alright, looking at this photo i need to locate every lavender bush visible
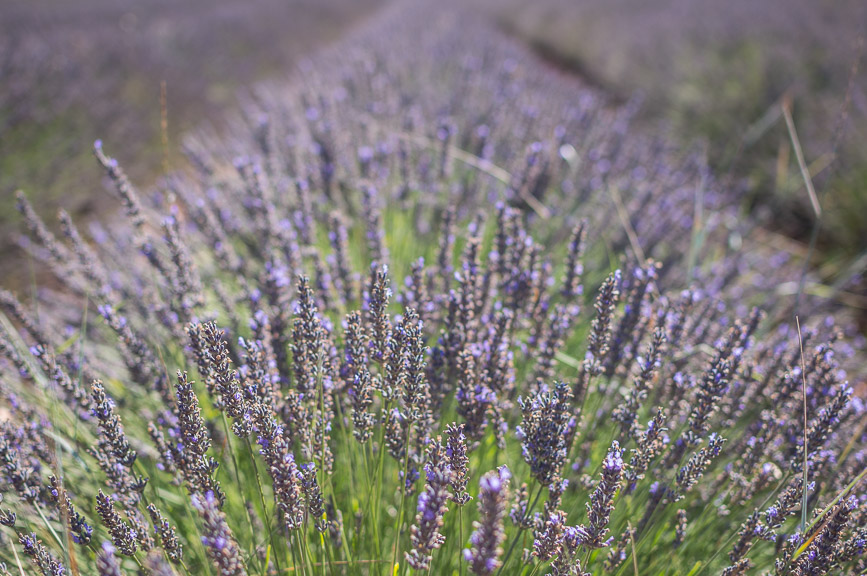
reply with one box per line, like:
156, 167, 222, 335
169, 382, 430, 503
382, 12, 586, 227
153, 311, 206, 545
1, 4, 865, 576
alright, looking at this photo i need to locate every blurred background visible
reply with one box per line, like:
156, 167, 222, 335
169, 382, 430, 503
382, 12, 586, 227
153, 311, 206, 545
1, 0, 865, 289
475, 0, 867, 270
0, 0, 384, 271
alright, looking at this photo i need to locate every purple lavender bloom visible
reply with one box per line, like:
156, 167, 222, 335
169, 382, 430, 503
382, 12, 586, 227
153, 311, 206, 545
95, 491, 137, 556
194, 321, 252, 437
143, 549, 176, 576
300, 463, 327, 533
551, 525, 591, 576
675, 434, 726, 498
95, 542, 121, 576
361, 184, 388, 266
172, 370, 222, 502
406, 440, 452, 571
252, 405, 305, 531
517, 381, 574, 486
533, 510, 567, 561
147, 504, 183, 564
18, 532, 66, 576
580, 441, 623, 548
584, 270, 622, 377
446, 423, 471, 505
465, 466, 511, 575
366, 264, 392, 366
90, 380, 136, 468
48, 476, 92, 545
0, 508, 15, 527
191, 491, 247, 576
399, 308, 431, 424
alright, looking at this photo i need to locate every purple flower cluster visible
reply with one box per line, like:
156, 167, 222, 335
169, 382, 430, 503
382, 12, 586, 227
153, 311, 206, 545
517, 381, 575, 486
90, 381, 147, 505
18, 532, 65, 576
465, 467, 511, 576
95, 490, 137, 556
95, 542, 122, 576
252, 405, 305, 532
445, 423, 471, 506
48, 476, 92, 545
147, 504, 183, 564
406, 439, 452, 570
164, 370, 223, 502
581, 441, 624, 548
191, 490, 247, 576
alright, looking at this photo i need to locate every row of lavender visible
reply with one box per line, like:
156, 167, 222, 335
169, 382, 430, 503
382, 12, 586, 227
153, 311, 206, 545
1, 3, 864, 576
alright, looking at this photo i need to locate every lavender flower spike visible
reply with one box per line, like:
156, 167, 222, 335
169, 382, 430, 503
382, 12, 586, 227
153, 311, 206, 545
191, 490, 247, 576
95, 490, 137, 556
517, 381, 574, 486
533, 510, 567, 561
147, 504, 183, 564
465, 466, 511, 575
406, 440, 452, 571
580, 441, 623, 549
95, 542, 122, 576
48, 476, 93, 545
551, 526, 591, 576
446, 423, 471, 506
18, 532, 66, 576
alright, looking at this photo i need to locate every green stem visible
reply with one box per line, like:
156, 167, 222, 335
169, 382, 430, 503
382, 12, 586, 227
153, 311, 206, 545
131, 553, 145, 570
306, 533, 317, 576
368, 399, 392, 555
292, 533, 305, 576
391, 422, 414, 576
458, 506, 465, 576
219, 414, 259, 570
289, 536, 297, 576
321, 531, 336, 576
316, 361, 329, 576
33, 503, 65, 553
244, 436, 282, 574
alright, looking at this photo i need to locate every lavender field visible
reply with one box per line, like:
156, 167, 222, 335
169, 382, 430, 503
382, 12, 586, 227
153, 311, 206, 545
0, 2, 865, 576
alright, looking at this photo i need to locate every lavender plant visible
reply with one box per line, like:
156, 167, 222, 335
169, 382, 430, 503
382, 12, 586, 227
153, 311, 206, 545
0, 3, 865, 576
